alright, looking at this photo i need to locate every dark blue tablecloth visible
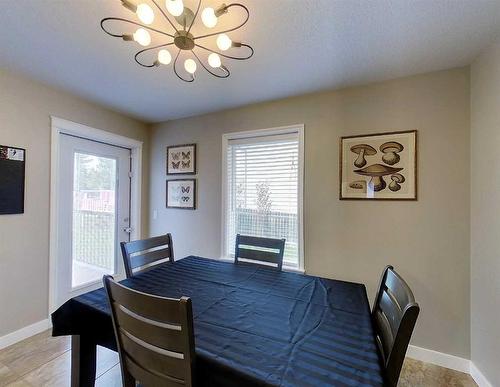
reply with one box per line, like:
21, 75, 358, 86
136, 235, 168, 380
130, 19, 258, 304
52, 256, 383, 386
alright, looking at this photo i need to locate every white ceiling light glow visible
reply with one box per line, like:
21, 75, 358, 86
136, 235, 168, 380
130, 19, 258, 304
102, 0, 254, 82
201, 8, 217, 28
133, 28, 151, 46
157, 49, 172, 65
208, 52, 222, 68
216, 33, 232, 50
136, 4, 155, 24
184, 58, 197, 74
166, 0, 184, 17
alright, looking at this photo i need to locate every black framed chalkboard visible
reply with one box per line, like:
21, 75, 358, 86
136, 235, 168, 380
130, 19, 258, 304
0, 145, 26, 214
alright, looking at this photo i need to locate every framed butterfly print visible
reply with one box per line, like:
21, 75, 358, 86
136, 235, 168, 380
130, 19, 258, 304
167, 143, 196, 175
166, 179, 196, 209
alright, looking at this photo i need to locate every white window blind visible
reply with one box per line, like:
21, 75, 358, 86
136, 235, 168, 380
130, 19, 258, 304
224, 131, 301, 268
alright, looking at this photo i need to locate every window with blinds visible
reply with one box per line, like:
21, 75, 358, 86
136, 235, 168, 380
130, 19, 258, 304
223, 129, 303, 268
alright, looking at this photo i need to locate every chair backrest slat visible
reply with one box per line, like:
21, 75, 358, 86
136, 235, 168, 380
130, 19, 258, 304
125, 357, 186, 387
104, 276, 195, 387
119, 330, 187, 380
237, 235, 285, 249
379, 289, 402, 338
114, 305, 186, 353
121, 234, 174, 277
131, 248, 173, 270
108, 278, 182, 323
125, 356, 186, 387
125, 234, 173, 254
372, 266, 420, 387
236, 248, 282, 265
234, 234, 286, 271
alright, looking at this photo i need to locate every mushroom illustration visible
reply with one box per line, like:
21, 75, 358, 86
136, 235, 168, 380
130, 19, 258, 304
350, 144, 377, 168
354, 164, 403, 192
389, 173, 405, 192
349, 180, 367, 192
380, 141, 404, 165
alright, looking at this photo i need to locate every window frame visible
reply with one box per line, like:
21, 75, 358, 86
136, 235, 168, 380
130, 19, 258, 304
221, 124, 305, 272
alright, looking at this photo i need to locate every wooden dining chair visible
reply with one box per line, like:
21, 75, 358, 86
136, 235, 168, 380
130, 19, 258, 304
103, 275, 196, 387
372, 265, 420, 387
234, 234, 286, 271
120, 233, 174, 278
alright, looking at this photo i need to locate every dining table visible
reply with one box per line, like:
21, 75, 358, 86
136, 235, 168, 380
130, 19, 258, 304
51, 256, 384, 387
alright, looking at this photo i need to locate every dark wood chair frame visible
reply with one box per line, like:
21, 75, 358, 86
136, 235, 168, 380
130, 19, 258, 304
121, 233, 174, 278
372, 265, 420, 387
103, 275, 196, 387
234, 234, 286, 271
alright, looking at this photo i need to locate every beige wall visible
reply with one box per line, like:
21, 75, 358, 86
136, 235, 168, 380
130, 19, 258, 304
0, 69, 150, 337
471, 43, 500, 384
150, 67, 471, 358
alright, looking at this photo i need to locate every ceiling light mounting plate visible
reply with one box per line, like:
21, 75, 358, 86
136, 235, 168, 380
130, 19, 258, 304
174, 30, 195, 50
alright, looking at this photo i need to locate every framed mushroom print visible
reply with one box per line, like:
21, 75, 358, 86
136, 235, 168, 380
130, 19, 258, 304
167, 143, 196, 175
167, 179, 196, 209
340, 130, 417, 200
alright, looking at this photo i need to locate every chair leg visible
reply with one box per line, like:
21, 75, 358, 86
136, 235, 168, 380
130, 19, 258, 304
122, 369, 135, 387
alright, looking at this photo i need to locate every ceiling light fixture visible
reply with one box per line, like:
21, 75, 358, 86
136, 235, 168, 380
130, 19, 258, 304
101, 0, 254, 82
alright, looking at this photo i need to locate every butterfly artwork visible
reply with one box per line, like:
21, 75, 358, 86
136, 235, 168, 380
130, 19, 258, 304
167, 144, 196, 174
166, 179, 196, 209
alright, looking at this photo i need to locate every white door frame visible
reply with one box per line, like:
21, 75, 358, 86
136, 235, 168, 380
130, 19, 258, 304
48, 116, 143, 315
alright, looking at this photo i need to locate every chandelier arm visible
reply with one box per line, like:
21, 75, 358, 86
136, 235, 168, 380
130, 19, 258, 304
135, 42, 175, 67
191, 50, 230, 78
100, 17, 175, 39
194, 43, 254, 60
193, 3, 249, 40
173, 49, 194, 82
186, 0, 202, 35
150, 0, 179, 34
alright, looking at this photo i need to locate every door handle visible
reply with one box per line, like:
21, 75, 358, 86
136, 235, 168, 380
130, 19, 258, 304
123, 227, 133, 233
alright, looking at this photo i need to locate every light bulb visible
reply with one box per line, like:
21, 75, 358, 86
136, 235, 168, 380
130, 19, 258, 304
208, 53, 221, 68
166, 0, 184, 17
216, 34, 232, 51
201, 8, 217, 28
158, 49, 172, 65
136, 3, 154, 24
133, 28, 151, 46
184, 58, 197, 74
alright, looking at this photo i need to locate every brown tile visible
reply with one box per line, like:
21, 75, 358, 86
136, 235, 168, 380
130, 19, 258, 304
399, 358, 477, 387
20, 352, 70, 387
3, 380, 32, 387
0, 331, 70, 377
0, 362, 22, 387
1, 331, 480, 387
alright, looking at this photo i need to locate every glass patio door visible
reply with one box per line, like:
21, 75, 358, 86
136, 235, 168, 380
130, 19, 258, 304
55, 134, 131, 307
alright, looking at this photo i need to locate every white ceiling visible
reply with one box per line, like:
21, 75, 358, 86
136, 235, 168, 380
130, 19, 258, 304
1, 0, 499, 123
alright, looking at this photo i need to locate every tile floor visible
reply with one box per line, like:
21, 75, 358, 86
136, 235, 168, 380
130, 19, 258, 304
0, 330, 477, 387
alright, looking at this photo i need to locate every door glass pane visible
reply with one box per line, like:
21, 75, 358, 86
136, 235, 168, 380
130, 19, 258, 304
72, 153, 117, 288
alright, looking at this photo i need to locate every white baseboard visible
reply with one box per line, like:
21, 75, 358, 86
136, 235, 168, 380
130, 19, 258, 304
407, 345, 493, 387
0, 319, 51, 350
407, 344, 470, 373
470, 362, 493, 387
